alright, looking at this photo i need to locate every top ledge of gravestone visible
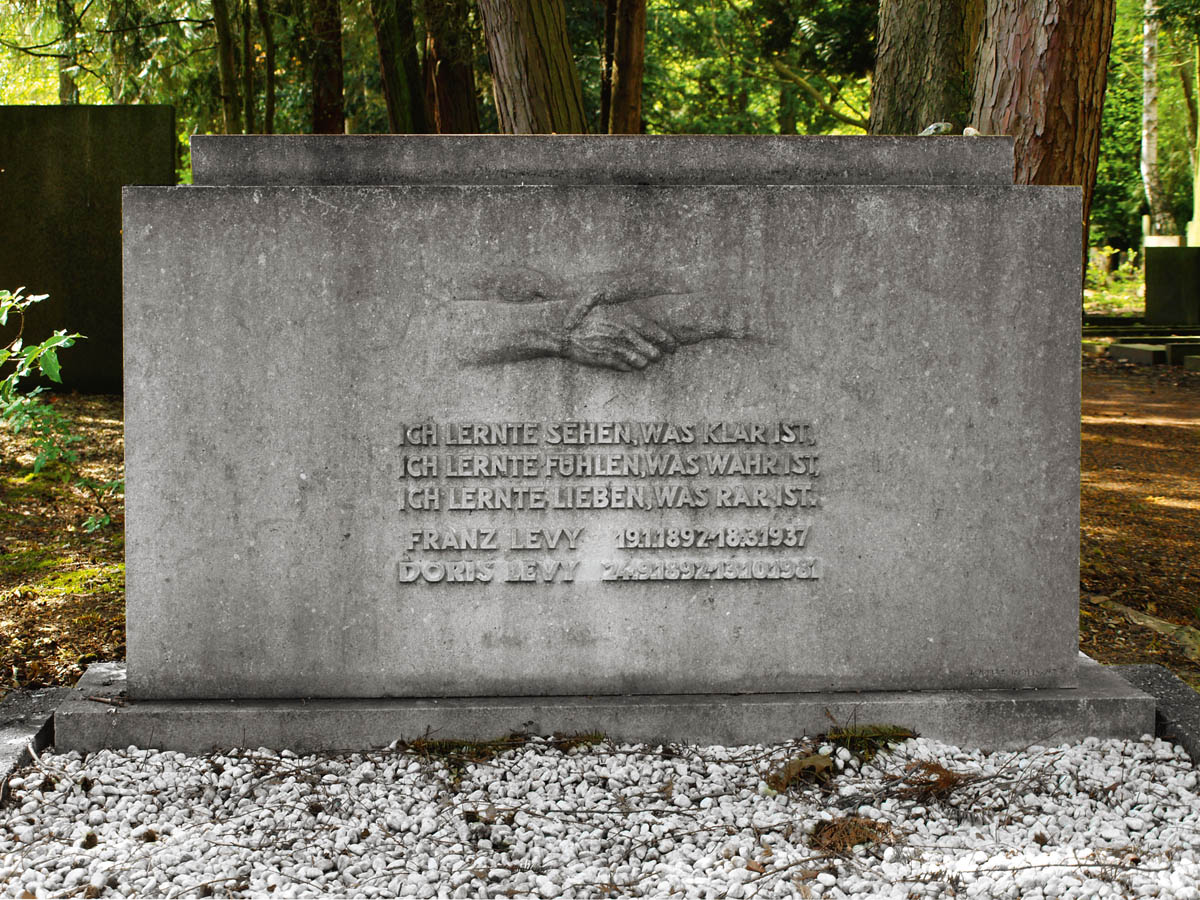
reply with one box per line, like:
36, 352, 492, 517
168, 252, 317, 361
189, 134, 1014, 187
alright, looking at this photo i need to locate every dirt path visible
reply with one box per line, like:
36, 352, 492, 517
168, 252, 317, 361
1080, 363, 1200, 688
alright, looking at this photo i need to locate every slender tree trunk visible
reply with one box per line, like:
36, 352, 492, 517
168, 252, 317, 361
778, 82, 798, 134
212, 0, 242, 133
869, 0, 982, 134
608, 0, 646, 133
311, 0, 345, 133
477, 0, 588, 134
242, 0, 256, 133
970, 0, 1116, 237
1180, 47, 1197, 169
256, 0, 276, 133
1141, 0, 1172, 235
600, 0, 615, 132
1192, 41, 1200, 245
422, 0, 479, 132
56, 0, 80, 104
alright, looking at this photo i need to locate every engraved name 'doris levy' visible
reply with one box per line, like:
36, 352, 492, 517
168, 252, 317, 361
395, 420, 821, 586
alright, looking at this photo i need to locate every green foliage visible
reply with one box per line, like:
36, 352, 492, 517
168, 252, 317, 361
1157, 0, 1200, 31
1084, 247, 1145, 314
1092, 0, 1147, 249
643, 0, 870, 135
1093, 0, 1197, 247
1, 288, 83, 474
1, 288, 121, 531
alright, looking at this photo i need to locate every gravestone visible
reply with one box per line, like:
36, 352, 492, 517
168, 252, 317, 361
1145, 247, 1200, 326
56, 136, 1153, 752
0, 105, 176, 391
1109, 344, 1168, 366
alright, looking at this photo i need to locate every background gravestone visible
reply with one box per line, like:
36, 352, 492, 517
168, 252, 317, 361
0, 105, 176, 392
1145, 247, 1200, 326
55, 136, 1155, 751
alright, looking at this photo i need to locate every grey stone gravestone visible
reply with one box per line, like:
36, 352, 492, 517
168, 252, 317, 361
0, 105, 176, 391
56, 136, 1153, 752
1109, 344, 1168, 366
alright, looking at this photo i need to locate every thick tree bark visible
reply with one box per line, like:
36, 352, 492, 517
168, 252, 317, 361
970, 0, 1116, 235
212, 0, 242, 133
422, 0, 480, 133
608, 0, 645, 133
869, 0, 982, 134
241, 0, 256, 133
477, 0, 588, 134
369, 0, 427, 133
311, 0, 345, 133
256, 0, 276, 133
1142, 0, 1171, 234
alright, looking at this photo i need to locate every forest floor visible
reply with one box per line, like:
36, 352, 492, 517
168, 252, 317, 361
1, 362, 1199, 696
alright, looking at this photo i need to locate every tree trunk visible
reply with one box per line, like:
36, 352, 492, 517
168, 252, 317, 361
477, 0, 588, 134
56, 0, 80, 104
869, 0, 982, 134
600, 0, 615, 132
422, 0, 479, 132
1179, 46, 1197, 168
212, 0, 242, 133
778, 83, 798, 134
256, 0, 276, 133
311, 0, 345, 133
242, 0, 256, 133
1191, 42, 1200, 245
970, 0, 1116, 236
369, 0, 427, 133
607, 0, 645, 133
1142, 0, 1171, 235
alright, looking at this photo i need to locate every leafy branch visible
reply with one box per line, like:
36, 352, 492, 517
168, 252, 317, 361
1, 288, 120, 532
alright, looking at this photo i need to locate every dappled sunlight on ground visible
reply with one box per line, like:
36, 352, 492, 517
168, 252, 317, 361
1080, 369, 1200, 687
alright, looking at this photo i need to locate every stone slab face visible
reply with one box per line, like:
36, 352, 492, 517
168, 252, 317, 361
1145, 247, 1200, 326
57, 660, 1154, 754
190, 134, 1015, 186
0, 105, 175, 392
1187, 356, 1200, 372
1109, 344, 1167, 365
124, 172, 1081, 702
1116, 665, 1200, 762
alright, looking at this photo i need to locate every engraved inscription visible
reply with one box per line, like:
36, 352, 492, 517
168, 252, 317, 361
395, 420, 822, 586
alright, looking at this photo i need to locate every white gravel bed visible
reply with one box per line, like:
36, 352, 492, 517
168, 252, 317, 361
1, 732, 1198, 899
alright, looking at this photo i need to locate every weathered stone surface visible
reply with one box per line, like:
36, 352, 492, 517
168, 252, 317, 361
1145, 247, 1200, 326
56, 659, 1154, 753
1114, 665, 1200, 762
0, 105, 175, 391
1186, 355, 1200, 372
1, 686, 69, 803
123, 179, 1081, 702
1108, 343, 1167, 365
189, 134, 1015, 186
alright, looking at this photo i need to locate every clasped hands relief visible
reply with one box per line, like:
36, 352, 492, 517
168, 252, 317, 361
444, 267, 755, 373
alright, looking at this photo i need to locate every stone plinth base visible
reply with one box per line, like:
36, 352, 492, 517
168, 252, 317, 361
55, 660, 1154, 754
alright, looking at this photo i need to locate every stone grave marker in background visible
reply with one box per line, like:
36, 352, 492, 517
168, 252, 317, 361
56, 136, 1153, 752
0, 106, 176, 392
1146, 247, 1200, 326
